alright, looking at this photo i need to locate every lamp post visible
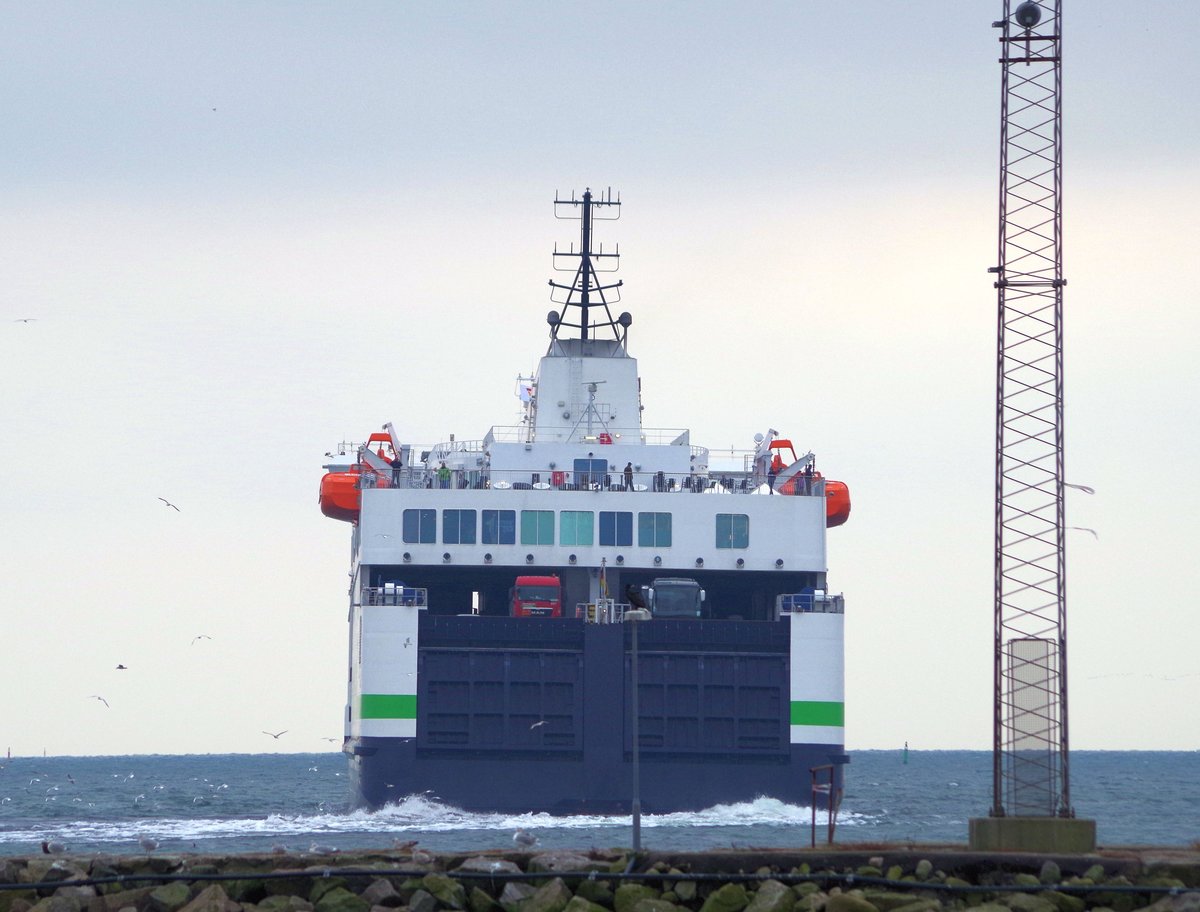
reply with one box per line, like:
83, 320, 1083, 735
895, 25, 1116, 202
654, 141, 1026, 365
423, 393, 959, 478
625, 607, 652, 852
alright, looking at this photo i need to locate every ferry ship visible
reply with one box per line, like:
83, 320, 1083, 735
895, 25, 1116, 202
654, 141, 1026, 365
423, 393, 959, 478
320, 189, 851, 813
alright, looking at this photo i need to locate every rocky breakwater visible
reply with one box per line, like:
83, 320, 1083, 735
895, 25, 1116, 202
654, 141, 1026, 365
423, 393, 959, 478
3, 847, 1200, 912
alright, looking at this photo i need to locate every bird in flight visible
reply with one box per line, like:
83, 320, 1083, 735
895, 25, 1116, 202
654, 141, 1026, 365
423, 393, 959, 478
1065, 482, 1095, 495
1068, 526, 1099, 539
90, 695, 110, 708
13, 318, 37, 323
116, 664, 128, 670
263, 730, 287, 739
191, 635, 212, 645
530, 720, 547, 730
158, 497, 181, 511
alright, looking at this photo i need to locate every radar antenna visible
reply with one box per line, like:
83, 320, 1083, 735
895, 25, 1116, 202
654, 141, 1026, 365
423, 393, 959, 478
547, 188, 631, 345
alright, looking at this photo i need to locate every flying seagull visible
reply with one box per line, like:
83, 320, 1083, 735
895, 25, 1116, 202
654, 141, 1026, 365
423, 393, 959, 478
138, 836, 158, 852
13, 318, 37, 323
530, 720, 547, 730
1064, 483, 1095, 495
157, 497, 181, 511
262, 730, 287, 739
90, 695, 109, 708
116, 664, 127, 670
191, 635, 212, 645
1068, 526, 1099, 539
41, 840, 65, 854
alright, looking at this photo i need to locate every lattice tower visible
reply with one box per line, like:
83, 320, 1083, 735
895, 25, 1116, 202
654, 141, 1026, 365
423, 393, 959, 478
989, 0, 1071, 818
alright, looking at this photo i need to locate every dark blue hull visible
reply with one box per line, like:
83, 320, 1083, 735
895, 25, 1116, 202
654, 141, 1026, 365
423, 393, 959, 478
346, 616, 847, 813
349, 737, 845, 813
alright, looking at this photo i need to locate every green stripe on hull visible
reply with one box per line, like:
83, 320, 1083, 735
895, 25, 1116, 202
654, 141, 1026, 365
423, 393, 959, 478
790, 700, 844, 727
361, 694, 417, 719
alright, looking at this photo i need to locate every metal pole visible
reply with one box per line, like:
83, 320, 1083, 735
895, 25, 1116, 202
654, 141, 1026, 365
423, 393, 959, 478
631, 616, 641, 852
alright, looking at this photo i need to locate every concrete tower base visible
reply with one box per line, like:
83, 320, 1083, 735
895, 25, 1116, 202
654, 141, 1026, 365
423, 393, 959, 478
969, 816, 1097, 853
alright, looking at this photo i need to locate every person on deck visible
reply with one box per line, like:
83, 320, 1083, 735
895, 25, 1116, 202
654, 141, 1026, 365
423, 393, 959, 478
437, 461, 451, 489
390, 454, 403, 488
768, 453, 783, 494
624, 462, 634, 490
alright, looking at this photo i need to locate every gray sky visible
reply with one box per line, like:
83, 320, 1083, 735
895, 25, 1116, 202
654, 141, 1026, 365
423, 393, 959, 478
3, 2, 1198, 759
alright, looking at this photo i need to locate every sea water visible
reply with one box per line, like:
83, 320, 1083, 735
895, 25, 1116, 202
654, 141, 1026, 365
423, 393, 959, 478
1, 751, 1197, 856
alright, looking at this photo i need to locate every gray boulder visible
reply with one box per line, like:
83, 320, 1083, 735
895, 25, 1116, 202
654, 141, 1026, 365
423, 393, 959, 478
148, 884, 192, 912
359, 882, 401, 909
498, 884, 537, 912
523, 879, 574, 912
698, 884, 749, 912
313, 890, 368, 912
823, 894, 876, 912
421, 875, 466, 911
745, 881, 795, 912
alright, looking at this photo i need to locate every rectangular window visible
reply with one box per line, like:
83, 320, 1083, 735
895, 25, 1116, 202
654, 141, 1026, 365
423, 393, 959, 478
560, 511, 594, 546
715, 513, 750, 549
482, 509, 515, 545
402, 508, 436, 544
520, 510, 555, 545
599, 511, 633, 547
443, 509, 477, 544
573, 457, 609, 488
637, 511, 672, 547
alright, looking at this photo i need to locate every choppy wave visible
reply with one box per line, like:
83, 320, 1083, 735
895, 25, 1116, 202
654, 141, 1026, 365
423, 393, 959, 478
5, 751, 1198, 855
2, 793, 865, 855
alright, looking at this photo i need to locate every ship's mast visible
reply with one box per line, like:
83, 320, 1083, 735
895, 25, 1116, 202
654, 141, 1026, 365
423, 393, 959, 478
548, 188, 628, 345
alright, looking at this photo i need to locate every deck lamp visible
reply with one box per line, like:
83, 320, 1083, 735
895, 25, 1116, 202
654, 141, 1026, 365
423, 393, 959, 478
443, 552, 451, 563
775, 558, 784, 568
695, 558, 704, 567
736, 558, 745, 568
403, 552, 411, 563
526, 554, 535, 564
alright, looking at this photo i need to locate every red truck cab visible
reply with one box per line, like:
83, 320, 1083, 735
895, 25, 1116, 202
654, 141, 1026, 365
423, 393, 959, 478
510, 575, 563, 618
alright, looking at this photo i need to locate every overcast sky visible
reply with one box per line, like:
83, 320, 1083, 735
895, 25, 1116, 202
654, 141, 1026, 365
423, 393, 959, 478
2, 1, 1198, 761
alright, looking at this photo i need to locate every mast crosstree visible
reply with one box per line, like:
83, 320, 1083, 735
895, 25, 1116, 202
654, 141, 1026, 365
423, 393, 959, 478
548, 188, 627, 344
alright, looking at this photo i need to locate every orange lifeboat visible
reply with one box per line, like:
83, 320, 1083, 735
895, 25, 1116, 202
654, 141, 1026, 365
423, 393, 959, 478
320, 466, 364, 523
825, 480, 851, 528
320, 432, 403, 523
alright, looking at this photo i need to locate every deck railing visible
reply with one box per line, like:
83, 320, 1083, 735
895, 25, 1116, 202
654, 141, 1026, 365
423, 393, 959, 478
359, 466, 826, 498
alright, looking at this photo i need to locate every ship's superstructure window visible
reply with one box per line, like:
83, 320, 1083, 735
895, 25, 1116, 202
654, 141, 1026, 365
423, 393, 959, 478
637, 512, 672, 547
715, 513, 750, 549
402, 509, 436, 543
573, 458, 608, 488
520, 510, 555, 545
443, 509, 477, 544
560, 511, 594, 546
481, 509, 516, 545
599, 511, 633, 546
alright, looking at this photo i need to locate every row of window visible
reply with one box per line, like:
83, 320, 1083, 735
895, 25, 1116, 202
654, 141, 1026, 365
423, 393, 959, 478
400, 509, 750, 549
